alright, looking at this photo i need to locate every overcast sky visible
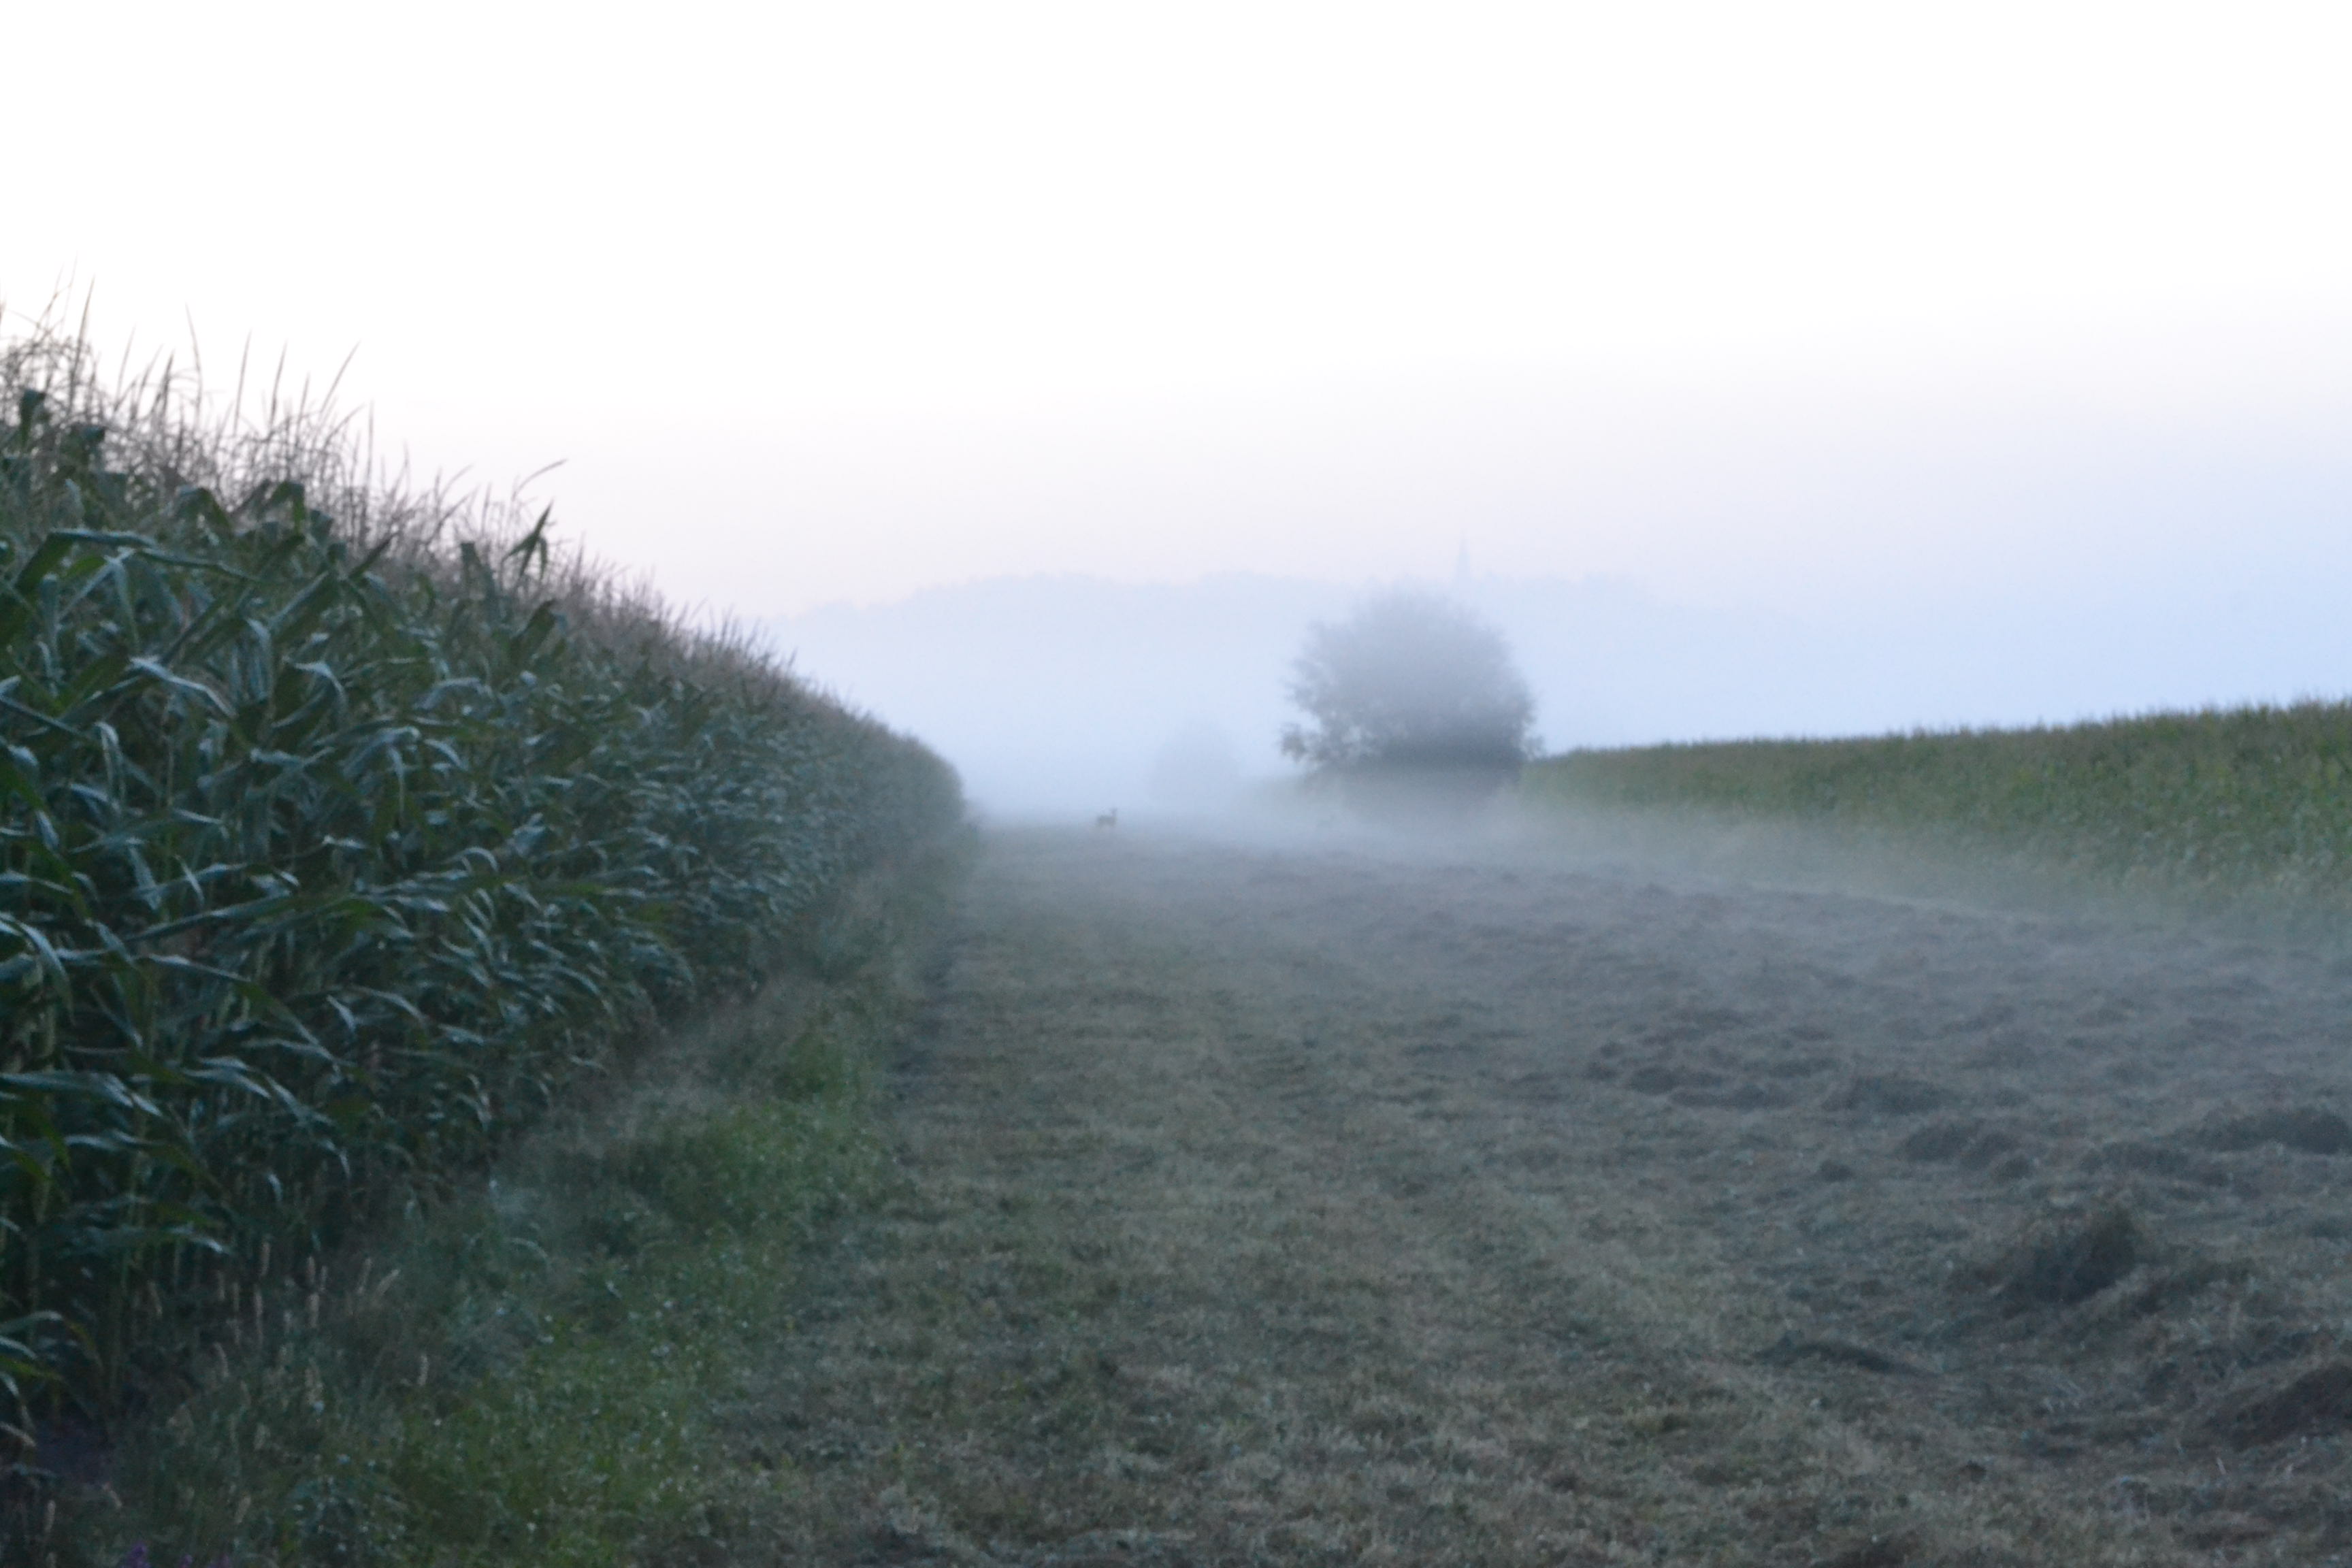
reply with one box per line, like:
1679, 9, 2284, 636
12, 3, 2352, 701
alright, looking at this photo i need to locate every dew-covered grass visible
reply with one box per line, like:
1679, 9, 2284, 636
71, 845, 958, 1567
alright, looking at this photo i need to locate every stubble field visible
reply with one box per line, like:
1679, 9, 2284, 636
740, 822, 2352, 1566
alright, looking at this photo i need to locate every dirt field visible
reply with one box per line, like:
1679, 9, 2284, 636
734, 823, 2352, 1566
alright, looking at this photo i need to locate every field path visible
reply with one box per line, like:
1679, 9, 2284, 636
739, 826, 2352, 1566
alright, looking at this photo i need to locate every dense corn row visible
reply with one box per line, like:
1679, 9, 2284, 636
0, 340, 959, 1411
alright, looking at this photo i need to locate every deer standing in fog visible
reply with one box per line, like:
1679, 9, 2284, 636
1095, 807, 1119, 831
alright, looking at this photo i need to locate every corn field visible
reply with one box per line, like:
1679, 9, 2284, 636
1524, 704, 2352, 906
0, 327, 960, 1422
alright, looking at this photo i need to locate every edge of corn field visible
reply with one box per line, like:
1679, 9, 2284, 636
0, 312, 973, 1563
1518, 701, 2352, 932
46, 828, 972, 1567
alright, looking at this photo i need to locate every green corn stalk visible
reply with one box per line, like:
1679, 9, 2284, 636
0, 327, 962, 1429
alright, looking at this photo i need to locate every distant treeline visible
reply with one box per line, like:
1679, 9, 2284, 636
1524, 703, 2352, 906
0, 326, 961, 1418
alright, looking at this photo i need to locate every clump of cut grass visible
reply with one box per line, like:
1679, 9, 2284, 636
1524, 702, 2352, 911
0, 314, 962, 1492
1967, 1201, 2143, 1311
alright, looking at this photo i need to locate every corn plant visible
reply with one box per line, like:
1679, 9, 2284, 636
0, 328, 960, 1429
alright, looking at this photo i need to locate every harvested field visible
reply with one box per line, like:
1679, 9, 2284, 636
739, 824, 2352, 1566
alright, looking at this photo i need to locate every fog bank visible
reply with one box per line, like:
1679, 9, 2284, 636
768, 571, 2352, 819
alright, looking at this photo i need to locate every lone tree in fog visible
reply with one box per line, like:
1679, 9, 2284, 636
1279, 590, 1536, 783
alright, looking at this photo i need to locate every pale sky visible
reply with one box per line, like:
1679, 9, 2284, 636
12, 1, 2352, 630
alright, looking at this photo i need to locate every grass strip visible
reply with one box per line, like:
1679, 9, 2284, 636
52, 842, 962, 1567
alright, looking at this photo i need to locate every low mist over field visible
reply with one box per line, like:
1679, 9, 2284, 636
768, 564, 2352, 818
30, 7, 2352, 1561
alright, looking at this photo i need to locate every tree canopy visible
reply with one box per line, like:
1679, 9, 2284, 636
1279, 589, 1536, 774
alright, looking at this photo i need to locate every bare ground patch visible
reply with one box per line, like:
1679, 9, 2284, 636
732, 828, 2352, 1566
